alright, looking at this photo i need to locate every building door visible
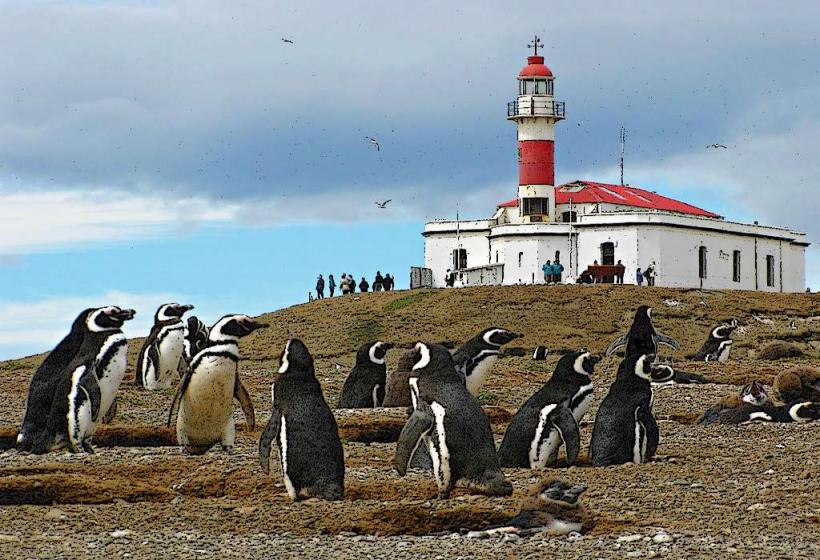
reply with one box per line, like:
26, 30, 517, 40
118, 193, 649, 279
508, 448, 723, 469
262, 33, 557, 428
600, 242, 615, 283
453, 248, 467, 270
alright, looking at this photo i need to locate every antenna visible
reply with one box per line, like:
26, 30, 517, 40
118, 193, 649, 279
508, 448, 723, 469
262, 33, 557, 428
619, 126, 627, 186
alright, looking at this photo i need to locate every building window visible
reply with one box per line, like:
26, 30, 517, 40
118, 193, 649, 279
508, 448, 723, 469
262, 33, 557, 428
732, 250, 741, 283
453, 248, 467, 270
561, 211, 577, 223
522, 197, 549, 216
546, 80, 553, 95
518, 252, 523, 267
601, 242, 615, 266
495, 251, 499, 263
766, 255, 775, 287
698, 246, 707, 279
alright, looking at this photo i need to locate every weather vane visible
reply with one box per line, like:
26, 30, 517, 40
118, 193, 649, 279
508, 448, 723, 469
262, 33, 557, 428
528, 34, 543, 56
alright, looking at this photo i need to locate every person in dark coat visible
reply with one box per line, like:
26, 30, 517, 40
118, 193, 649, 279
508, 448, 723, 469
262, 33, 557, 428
615, 261, 625, 284
384, 274, 393, 291
328, 274, 336, 297
316, 275, 325, 299
374, 271, 384, 292
359, 277, 369, 293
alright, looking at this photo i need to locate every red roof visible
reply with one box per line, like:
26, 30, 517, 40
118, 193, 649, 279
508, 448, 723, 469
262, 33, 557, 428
497, 181, 721, 218
519, 55, 553, 77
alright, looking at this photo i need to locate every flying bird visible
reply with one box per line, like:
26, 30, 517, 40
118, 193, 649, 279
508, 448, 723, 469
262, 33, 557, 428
365, 136, 380, 151
282, 38, 294, 44
706, 143, 727, 149
375, 199, 392, 209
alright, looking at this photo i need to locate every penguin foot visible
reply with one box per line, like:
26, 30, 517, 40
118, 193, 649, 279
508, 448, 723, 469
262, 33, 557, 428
221, 445, 234, 454
436, 491, 452, 500
82, 441, 96, 454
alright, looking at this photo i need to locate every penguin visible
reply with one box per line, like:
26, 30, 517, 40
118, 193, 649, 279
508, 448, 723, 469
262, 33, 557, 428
452, 327, 523, 395
17, 308, 93, 451
696, 381, 769, 425
532, 346, 550, 361
394, 342, 512, 499
337, 341, 393, 408
168, 314, 264, 454
31, 306, 136, 454
590, 353, 674, 467
650, 363, 707, 385
498, 351, 600, 468
183, 315, 210, 363
688, 319, 738, 362
135, 303, 194, 389
774, 366, 820, 403
709, 400, 820, 425
466, 478, 594, 538
259, 338, 345, 501
382, 348, 416, 407
605, 306, 679, 357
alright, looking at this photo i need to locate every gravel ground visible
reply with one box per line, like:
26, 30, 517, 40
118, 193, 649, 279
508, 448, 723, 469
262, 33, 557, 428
0, 286, 818, 559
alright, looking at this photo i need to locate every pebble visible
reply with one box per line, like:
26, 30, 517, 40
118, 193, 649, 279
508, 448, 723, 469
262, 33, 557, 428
0, 535, 21, 543
746, 503, 765, 511
110, 530, 133, 538
653, 532, 673, 544
626, 551, 642, 558
44, 508, 67, 521
617, 534, 643, 543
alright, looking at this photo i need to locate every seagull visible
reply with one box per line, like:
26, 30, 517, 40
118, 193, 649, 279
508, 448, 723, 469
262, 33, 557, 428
375, 199, 392, 209
706, 143, 727, 149
282, 38, 294, 44
365, 136, 380, 151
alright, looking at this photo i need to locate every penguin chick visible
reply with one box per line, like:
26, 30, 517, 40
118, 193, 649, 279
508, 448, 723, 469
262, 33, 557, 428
774, 366, 820, 403
453, 327, 523, 395
382, 348, 416, 407
337, 341, 393, 408
696, 381, 769, 425
259, 338, 345, 501
466, 478, 594, 538
395, 342, 512, 499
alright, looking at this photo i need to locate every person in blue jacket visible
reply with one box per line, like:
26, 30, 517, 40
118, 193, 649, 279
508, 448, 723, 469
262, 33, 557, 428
542, 260, 553, 283
551, 259, 565, 284
636, 267, 644, 286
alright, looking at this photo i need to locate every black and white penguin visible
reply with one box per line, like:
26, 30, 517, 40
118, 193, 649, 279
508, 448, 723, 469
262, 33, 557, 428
605, 306, 679, 357
688, 319, 738, 362
532, 346, 550, 361
135, 303, 194, 389
590, 353, 674, 466
453, 327, 523, 395
650, 363, 707, 386
183, 315, 210, 363
259, 338, 345, 501
710, 400, 820, 425
17, 309, 93, 451
394, 342, 512, 499
337, 341, 393, 408
697, 381, 769, 425
498, 351, 600, 468
168, 314, 263, 454
31, 306, 136, 454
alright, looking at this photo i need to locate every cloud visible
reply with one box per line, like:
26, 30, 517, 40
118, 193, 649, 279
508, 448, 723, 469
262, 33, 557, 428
0, 290, 183, 360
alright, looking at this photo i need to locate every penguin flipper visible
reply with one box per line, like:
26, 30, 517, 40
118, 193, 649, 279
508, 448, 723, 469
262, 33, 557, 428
673, 369, 706, 384
258, 410, 281, 475
83, 367, 102, 423
654, 332, 680, 351
605, 334, 628, 356
395, 404, 434, 476
166, 367, 193, 428
548, 405, 580, 465
234, 377, 256, 430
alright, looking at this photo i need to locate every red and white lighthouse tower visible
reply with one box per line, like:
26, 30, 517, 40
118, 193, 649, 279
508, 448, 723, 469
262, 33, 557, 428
507, 36, 565, 222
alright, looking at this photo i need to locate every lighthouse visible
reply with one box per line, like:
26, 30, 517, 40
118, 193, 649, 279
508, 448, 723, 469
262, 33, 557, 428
507, 36, 565, 222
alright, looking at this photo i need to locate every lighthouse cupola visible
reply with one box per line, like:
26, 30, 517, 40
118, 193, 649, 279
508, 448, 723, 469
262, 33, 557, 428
507, 36, 565, 223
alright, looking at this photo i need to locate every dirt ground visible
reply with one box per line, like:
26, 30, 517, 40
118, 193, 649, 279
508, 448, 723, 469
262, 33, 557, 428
0, 285, 818, 559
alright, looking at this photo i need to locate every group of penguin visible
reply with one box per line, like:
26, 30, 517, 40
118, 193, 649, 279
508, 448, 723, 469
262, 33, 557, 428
16, 302, 820, 508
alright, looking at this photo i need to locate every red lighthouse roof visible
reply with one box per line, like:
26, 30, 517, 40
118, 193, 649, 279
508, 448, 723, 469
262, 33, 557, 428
519, 55, 553, 77
497, 181, 722, 218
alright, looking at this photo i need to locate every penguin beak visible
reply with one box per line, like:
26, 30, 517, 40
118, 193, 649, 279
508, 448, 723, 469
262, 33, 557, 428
650, 364, 674, 382
243, 319, 268, 332
114, 308, 137, 321
179, 304, 195, 312
381, 342, 394, 350
589, 354, 602, 365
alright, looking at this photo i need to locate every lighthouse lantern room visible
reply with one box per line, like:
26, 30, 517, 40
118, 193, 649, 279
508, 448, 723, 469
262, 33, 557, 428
507, 35, 565, 223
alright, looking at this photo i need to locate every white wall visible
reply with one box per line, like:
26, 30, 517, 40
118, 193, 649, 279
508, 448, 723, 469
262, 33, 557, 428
424, 227, 491, 287
490, 234, 573, 284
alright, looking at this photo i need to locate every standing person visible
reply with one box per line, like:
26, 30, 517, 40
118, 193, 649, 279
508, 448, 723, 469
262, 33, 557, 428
542, 260, 553, 284
643, 264, 654, 287
648, 261, 658, 286
374, 271, 384, 292
359, 276, 370, 293
328, 274, 336, 297
340, 274, 349, 295
615, 260, 625, 284
316, 275, 325, 299
636, 267, 644, 286
383, 273, 393, 291
349, 274, 356, 293
445, 268, 454, 287
552, 258, 564, 284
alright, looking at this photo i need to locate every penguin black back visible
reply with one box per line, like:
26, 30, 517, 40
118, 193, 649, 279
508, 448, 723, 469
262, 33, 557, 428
605, 306, 679, 357
337, 341, 392, 408
18, 309, 93, 451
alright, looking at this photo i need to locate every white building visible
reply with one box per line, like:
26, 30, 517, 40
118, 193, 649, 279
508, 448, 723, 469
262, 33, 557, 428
421, 38, 808, 292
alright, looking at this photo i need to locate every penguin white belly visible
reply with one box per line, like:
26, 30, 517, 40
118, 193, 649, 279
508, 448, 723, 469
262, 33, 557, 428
632, 409, 647, 464
278, 415, 297, 500
465, 354, 499, 395
428, 402, 451, 491
571, 383, 594, 422
530, 404, 560, 468
177, 356, 236, 448
716, 341, 732, 362
95, 337, 128, 431
67, 366, 93, 450
157, 328, 185, 388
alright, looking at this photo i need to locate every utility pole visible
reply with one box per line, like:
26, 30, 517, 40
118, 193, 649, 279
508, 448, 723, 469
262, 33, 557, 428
619, 126, 627, 186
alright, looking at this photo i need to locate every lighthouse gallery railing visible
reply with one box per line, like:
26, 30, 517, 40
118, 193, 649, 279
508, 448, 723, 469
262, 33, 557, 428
507, 100, 566, 118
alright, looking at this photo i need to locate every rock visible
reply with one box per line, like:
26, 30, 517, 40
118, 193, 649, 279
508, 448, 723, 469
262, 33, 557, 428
110, 530, 132, 538
746, 503, 765, 511
44, 508, 66, 521
0, 535, 21, 543
234, 506, 258, 515
618, 534, 643, 543
653, 532, 673, 544
626, 552, 643, 558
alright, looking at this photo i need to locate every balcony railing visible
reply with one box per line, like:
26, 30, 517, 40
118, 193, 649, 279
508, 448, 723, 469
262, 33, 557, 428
507, 99, 566, 118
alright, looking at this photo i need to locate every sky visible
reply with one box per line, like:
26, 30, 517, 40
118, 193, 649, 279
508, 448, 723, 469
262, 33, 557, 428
1, 0, 819, 359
